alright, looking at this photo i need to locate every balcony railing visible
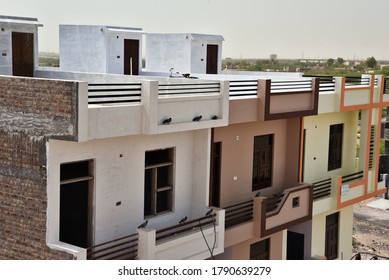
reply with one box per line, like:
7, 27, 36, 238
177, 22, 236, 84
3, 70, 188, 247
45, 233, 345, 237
384, 77, 389, 94
303, 75, 377, 93
87, 233, 138, 260
224, 200, 253, 228
303, 75, 335, 93
345, 77, 370, 87
88, 83, 142, 105
265, 193, 285, 212
229, 80, 258, 97
158, 82, 220, 96
270, 79, 312, 93
312, 178, 332, 200
156, 214, 217, 242
341, 170, 364, 184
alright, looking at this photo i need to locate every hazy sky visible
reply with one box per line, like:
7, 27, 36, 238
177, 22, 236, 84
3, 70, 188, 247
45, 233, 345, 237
2, 0, 389, 60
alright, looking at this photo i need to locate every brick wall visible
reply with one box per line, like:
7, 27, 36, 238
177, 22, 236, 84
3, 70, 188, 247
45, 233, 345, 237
0, 76, 78, 259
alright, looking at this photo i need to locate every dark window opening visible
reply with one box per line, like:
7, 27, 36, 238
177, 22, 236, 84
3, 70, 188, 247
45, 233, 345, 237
328, 124, 343, 171
253, 134, 273, 191
292, 197, 300, 208
287, 231, 305, 260
250, 238, 270, 260
59, 160, 94, 248
369, 125, 375, 170
144, 148, 174, 217
209, 141, 221, 207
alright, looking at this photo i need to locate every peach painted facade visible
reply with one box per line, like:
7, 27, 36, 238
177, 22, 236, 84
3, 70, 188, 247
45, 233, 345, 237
212, 77, 318, 260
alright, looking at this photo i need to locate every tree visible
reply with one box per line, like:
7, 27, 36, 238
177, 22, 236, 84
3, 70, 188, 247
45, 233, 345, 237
336, 57, 344, 65
379, 66, 389, 76
327, 58, 335, 67
365, 56, 377, 68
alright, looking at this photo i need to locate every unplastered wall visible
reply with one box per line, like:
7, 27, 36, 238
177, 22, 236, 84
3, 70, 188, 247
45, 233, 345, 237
47, 130, 210, 245
303, 111, 358, 182
0, 76, 78, 259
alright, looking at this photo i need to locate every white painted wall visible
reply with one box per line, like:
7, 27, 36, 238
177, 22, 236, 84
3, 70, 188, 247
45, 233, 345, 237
46, 130, 211, 250
0, 19, 40, 75
106, 29, 143, 75
60, 25, 143, 74
60, 25, 107, 73
146, 34, 190, 74
146, 33, 223, 74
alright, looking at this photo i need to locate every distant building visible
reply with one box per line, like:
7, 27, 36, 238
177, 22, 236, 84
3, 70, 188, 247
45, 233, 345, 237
0, 15, 42, 76
59, 25, 144, 75
145, 33, 224, 75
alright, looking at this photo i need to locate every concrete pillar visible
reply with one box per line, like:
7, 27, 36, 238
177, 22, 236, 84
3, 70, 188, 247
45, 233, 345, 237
253, 196, 266, 237
141, 80, 159, 134
137, 228, 156, 260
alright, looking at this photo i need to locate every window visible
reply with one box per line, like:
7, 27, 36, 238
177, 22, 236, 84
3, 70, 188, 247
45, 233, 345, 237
60, 160, 94, 248
252, 134, 273, 191
292, 197, 300, 208
250, 238, 270, 260
328, 124, 343, 171
325, 212, 339, 260
369, 125, 375, 170
144, 148, 174, 217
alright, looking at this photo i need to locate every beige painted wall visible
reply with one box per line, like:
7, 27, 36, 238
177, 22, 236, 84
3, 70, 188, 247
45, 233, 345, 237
214, 118, 301, 207
303, 111, 359, 183
311, 206, 353, 260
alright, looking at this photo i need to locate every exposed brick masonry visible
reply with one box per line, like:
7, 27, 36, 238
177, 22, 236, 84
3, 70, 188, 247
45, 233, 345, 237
0, 76, 78, 259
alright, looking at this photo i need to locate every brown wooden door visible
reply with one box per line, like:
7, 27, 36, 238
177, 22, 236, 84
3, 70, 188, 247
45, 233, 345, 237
124, 39, 139, 75
206, 44, 218, 74
325, 212, 339, 259
209, 141, 221, 207
12, 32, 34, 77
259, 145, 272, 187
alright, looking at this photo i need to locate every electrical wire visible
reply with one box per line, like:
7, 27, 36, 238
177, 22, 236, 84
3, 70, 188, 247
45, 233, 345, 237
198, 214, 217, 260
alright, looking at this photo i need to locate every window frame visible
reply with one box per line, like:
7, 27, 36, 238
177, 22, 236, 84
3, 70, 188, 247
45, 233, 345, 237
144, 147, 175, 217
250, 238, 270, 260
252, 134, 274, 191
328, 123, 344, 171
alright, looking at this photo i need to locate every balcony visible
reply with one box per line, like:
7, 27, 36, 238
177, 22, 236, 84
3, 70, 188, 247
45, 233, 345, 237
224, 183, 312, 247
35, 70, 229, 140
87, 233, 138, 260
227, 77, 319, 124
311, 170, 364, 215
313, 75, 384, 114
83, 208, 224, 260
137, 209, 224, 260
